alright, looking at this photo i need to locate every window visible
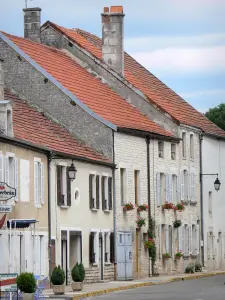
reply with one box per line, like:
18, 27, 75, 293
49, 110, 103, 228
184, 225, 189, 256
171, 144, 176, 160
160, 173, 165, 204
120, 168, 126, 205
89, 174, 99, 210
57, 165, 70, 207
89, 231, 98, 265
134, 170, 140, 205
101, 176, 113, 211
172, 175, 177, 204
5, 155, 18, 201
190, 134, 194, 159
104, 232, 110, 263
208, 191, 212, 217
158, 141, 164, 158
168, 225, 173, 256
182, 132, 186, 158
7, 110, 12, 136
183, 170, 189, 201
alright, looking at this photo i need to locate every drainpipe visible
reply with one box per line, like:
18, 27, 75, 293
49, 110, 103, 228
112, 132, 117, 280
145, 136, 152, 277
199, 133, 204, 267
48, 153, 52, 281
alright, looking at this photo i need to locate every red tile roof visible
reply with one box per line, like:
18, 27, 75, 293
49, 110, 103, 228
2, 32, 172, 138
47, 23, 225, 138
4, 90, 111, 164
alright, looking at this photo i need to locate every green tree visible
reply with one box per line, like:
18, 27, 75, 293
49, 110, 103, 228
205, 103, 225, 131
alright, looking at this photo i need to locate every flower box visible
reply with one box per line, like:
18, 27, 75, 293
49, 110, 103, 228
136, 216, 146, 228
174, 202, 185, 212
123, 202, 135, 212
144, 238, 155, 249
137, 204, 148, 213
162, 202, 174, 210
162, 253, 171, 259
174, 251, 183, 259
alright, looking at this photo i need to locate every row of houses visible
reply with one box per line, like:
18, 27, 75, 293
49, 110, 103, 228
0, 5, 224, 284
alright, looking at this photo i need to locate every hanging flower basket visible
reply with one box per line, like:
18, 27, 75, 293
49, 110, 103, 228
173, 220, 182, 228
136, 216, 146, 228
174, 251, 183, 260
137, 204, 148, 213
162, 253, 171, 259
162, 202, 174, 210
174, 202, 185, 212
123, 202, 135, 212
144, 238, 155, 249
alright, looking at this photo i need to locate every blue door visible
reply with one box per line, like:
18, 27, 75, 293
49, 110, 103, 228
117, 232, 132, 280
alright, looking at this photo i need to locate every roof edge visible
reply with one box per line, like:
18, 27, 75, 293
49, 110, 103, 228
0, 31, 117, 131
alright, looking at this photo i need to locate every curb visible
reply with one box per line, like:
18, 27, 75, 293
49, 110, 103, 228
62, 272, 225, 299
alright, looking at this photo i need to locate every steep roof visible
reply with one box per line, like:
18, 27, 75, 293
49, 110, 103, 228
4, 90, 111, 164
1, 32, 172, 138
45, 22, 225, 138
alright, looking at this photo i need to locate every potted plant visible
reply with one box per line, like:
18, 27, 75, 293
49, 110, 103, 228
173, 220, 182, 228
144, 238, 155, 249
162, 252, 171, 259
195, 261, 202, 272
174, 251, 183, 259
162, 202, 174, 210
137, 204, 148, 213
16, 272, 36, 300
174, 202, 185, 212
136, 216, 146, 228
51, 265, 65, 295
185, 263, 195, 273
123, 202, 135, 212
71, 263, 85, 291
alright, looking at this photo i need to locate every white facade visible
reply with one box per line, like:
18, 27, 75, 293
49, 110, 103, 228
202, 136, 225, 271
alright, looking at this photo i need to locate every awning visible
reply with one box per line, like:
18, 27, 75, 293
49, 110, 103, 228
7, 219, 38, 229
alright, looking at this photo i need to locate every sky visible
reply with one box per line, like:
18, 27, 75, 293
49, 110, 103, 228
1, 0, 225, 113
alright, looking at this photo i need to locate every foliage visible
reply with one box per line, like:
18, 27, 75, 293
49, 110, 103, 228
123, 202, 135, 212
148, 217, 156, 275
174, 202, 185, 212
137, 204, 148, 212
162, 253, 171, 259
174, 251, 183, 259
205, 103, 225, 131
173, 220, 182, 228
144, 238, 155, 249
185, 263, 195, 273
136, 216, 146, 228
51, 265, 65, 285
16, 272, 36, 294
195, 261, 202, 272
79, 263, 85, 282
71, 263, 85, 282
162, 202, 174, 210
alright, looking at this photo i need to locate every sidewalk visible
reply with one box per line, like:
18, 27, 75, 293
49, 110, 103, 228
44, 270, 225, 299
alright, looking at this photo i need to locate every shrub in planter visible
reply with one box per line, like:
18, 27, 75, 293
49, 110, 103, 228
162, 202, 174, 210
195, 261, 202, 272
162, 252, 171, 259
51, 266, 65, 295
173, 220, 182, 228
185, 263, 195, 273
174, 202, 185, 212
71, 263, 85, 291
144, 238, 155, 249
174, 251, 183, 259
136, 216, 146, 228
16, 272, 36, 297
137, 204, 148, 212
123, 202, 135, 212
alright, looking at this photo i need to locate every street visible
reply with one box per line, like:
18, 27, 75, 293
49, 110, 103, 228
90, 275, 225, 300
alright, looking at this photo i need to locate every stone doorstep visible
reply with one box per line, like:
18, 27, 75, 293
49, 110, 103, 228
44, 271, 225, 299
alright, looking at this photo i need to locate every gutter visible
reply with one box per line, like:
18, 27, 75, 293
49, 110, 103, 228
112, 131, 117, 280
47, 153, 52, 280
199, 133, 204, 267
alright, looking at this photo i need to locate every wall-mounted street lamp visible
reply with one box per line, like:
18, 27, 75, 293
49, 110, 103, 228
68, 160, 77, 181
201, 173, 221, 192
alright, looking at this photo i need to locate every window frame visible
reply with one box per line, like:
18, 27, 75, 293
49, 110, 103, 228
171, 144, 176, 160
190, 134, 194, 160
120, 168, 127, 205
158, 141, 164, 158
182, 132, 187, 158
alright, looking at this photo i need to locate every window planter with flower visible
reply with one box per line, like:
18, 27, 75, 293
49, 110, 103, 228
137, 204, 148, 213
173, 220, 182, 228
136, 216, 146, 228
174, 202, 185, 212
123, 202, 135, 212
144, 238, 155, 249
162, 202, 174, 210
162, 253, 171, 259
174, 251, 183, 260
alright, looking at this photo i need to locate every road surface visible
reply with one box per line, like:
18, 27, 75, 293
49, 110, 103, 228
90, 275, 225, 300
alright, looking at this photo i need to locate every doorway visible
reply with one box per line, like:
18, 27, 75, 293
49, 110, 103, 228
117, 232, 133, 280
99, 234, 103, 280
136, 229, 141, 278
61, 231, 68, 285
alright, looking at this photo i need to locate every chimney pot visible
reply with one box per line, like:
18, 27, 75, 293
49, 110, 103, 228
110, 6, 123, 13
23, 7, 42, 42
104, 7, 109, 13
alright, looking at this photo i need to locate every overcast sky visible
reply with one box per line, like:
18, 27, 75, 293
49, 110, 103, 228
1, 0, 225, 112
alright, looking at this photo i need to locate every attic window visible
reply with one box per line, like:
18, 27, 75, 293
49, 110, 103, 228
158, 141, 164, 158
171, 144, 176, 160
0, 102, 13, 137
7, 110, 12, 135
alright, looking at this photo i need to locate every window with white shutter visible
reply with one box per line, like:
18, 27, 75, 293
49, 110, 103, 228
177, 175, 180, 202
156, 173, 161, 207
165, 225, 169, 253
196, 224, 200, 254
159, 225, 162, 258
180, 171, 184, 201
40, 163, 44, 204
178, 226, 182, 251
0, 154, 4, 182
14, 158, 19, 201
34, 159, 44, 208
5, 156, 9, 184
165, 174, 170, 202
172, 175, 177, 203
189, 225, 192, 254
169, 175, 173, 203
184, 170, 189, 201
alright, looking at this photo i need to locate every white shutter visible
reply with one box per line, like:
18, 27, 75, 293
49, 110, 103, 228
177, 175, 180, 203
189, 225, 192, 254
165, 225, 169, 253
178, 226, 182, 251
180, 171, 184, 201
156, 173, 161, 206
34, 161, 39, 207
0, 154, 4, 182
169, 175, 173, 203
193, 174, 197, 202
186, 170, 189, 201
182, 226, 185, 254
40, 163, 44, 204
159, 225, 162, 258
14, 158, 19, 201
213, 234, 216, 258
196, 225, 200, 254
5, 156, 9, 184
189, 173, 192, 201
165, 175, 169, 202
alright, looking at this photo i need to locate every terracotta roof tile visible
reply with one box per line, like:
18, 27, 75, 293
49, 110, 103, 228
2, 31, 171, 138
56, 26, 225, 138
4, 90, 111, 164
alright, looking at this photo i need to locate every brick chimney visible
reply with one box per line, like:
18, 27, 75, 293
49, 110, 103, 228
0, 59, 4, 100
23, 7, 42, 42
101, 6, 125, 76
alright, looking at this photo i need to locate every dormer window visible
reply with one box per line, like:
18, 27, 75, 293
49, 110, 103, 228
171, 144, 176, 160
158, 141, 164, 158
0, 101, 13, 137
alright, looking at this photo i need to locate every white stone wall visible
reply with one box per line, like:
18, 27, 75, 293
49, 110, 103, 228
202, 136, 225, 271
